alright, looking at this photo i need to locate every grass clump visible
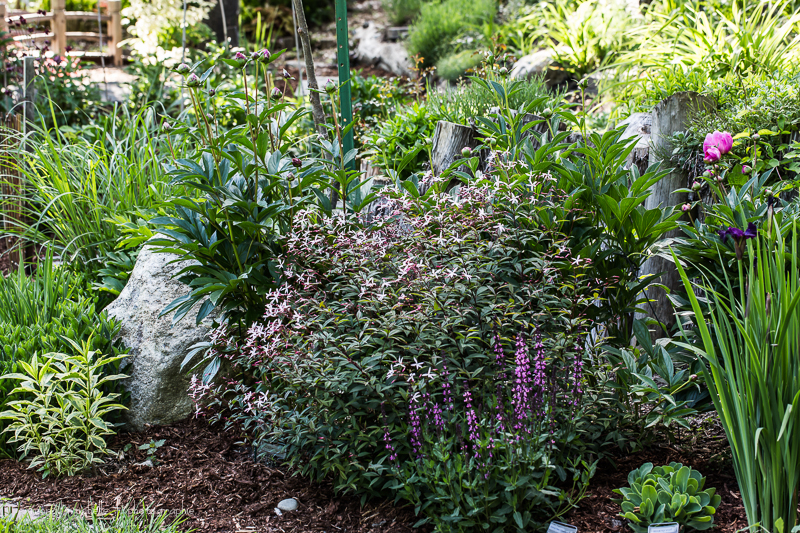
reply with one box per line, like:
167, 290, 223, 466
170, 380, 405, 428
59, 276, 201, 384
382, 0, 425, 24
407, 0, 496, 69
0, 505, 187, 533
436, 49, 483, 82
428, 72, 562, 123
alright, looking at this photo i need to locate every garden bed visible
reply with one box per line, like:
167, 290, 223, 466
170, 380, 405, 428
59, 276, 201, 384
566, 415, 747, 533
0, 416, 748, 533
0, 419, 424, 532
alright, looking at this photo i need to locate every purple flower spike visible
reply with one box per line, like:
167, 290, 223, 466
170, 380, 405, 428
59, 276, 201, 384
512, 334, 532, 432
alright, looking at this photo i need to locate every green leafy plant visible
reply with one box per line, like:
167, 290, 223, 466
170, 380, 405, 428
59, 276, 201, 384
365, 101, 437, 179
0, 251, 126, 459
35, 56, 102, 128
2, 106, 183, 286
0, 341, 128, 478
603, 319, 706, 445
427, 69, 560, 125
613, 462, 722, 532
674, 219, 800, 533
537, 0, 637, 80
191, 180, 606, 526
625, 0, 800, 79
383, 0, 425, 24
151, 50, 323, 331
138, 438, 166, 465
407, 0, 496, 70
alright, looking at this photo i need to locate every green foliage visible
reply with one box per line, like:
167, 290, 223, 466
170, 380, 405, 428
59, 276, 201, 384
187, 90, 693, 529
428, 71, 559, 125
365, 101, 437, 179
35, 58, 102, 128
0, 341, 128, 478
535, 0, 637, 79
151, 52, 329, 330
138, 438, 166, 465
199, 181, 607, 527
407, 0, 496, 69
685, 75, 800, 155
469, 83, 681, 341
603, 319, 706, 444
613, 462, 722, 532
0, 505, 187, 533
623, 0, 800, 81
3, 107, 182, 288
349, 71, 415, 148
674, 218, 800, 533
436, 49, 483, 82
383, 0, 425, 24
0, 252, 125, 459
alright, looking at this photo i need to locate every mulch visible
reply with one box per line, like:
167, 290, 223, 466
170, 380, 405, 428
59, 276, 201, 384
0, 415, 748, 533
566, 413, 748, 533
0, 419, 423, 532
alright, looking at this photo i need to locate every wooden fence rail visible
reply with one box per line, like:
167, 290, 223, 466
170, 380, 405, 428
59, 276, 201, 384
0, 0, 122, 66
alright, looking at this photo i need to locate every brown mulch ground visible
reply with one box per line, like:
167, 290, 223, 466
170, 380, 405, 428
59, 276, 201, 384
0, 419, 424, 532
566, 414, 747, 533
0, 415, 748, 533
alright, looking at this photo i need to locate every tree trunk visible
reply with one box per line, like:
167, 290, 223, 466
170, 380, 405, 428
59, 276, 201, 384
291, 0, 327, 141
639, 91, 716, 337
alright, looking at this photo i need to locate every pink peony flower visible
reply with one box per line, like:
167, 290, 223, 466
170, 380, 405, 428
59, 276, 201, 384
703, 131, 733, 163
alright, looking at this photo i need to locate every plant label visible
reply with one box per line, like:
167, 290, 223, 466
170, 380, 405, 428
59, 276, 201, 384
649, 522, 680, 533
547, 521, 578, 533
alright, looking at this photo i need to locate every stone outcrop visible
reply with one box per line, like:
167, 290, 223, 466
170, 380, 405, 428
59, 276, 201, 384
107, 242, 214, 431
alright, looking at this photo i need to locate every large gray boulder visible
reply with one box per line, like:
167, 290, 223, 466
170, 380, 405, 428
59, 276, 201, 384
353, 22, 413, 77
107, 243, 212, 431
510, 49, 570, 87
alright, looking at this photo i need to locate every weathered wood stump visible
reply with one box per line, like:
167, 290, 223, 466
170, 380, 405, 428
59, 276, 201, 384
429, 120, 479, 191
639, 92, 716, 337
619, 112, 652, 175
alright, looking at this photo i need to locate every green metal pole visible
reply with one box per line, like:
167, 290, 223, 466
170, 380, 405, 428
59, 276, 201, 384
334, 0, 355, 169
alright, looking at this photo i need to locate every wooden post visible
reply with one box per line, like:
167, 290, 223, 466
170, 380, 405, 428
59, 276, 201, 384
639, 92, 715, 337
109, 0, 122, 66
51, 0, 67, 56
0, 4, 8, 35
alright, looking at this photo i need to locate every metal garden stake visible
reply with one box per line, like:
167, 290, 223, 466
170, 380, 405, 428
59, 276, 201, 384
334, 0, 354, 169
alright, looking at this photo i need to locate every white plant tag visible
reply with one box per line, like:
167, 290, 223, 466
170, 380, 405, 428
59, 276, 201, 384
547, 521, 578, 533
648, 522, 680, 533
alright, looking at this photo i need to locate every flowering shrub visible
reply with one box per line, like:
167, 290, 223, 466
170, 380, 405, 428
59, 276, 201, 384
189, 179, 618, 529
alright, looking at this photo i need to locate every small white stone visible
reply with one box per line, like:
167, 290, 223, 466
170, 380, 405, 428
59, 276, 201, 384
274, 508, 282, 516
277, 498, 298, 512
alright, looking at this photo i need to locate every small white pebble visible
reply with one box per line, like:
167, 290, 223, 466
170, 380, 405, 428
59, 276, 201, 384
277, 498, 299, 512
